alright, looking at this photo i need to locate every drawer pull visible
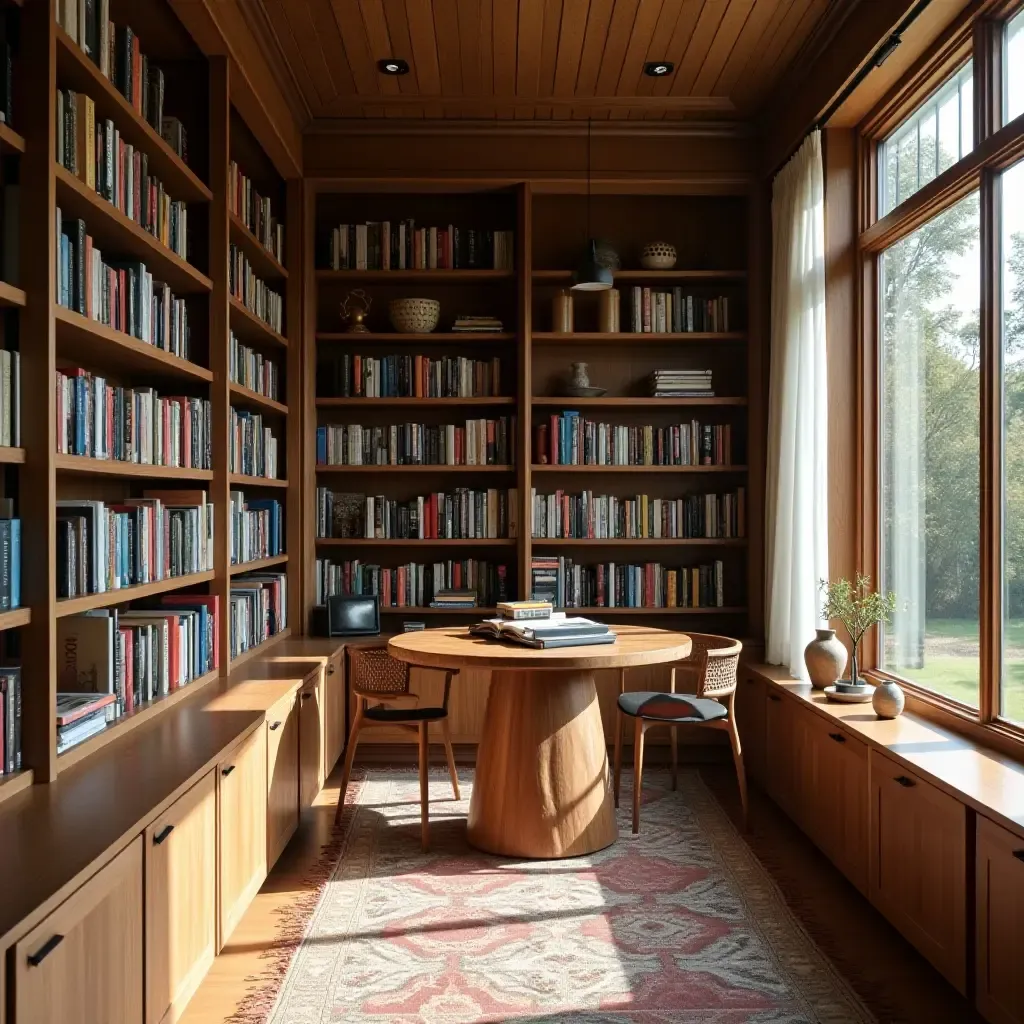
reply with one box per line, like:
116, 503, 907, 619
222, 765, 236, 777
828, 732, 846, 744
269, 720, 282, 731
767, 694, 782, 703
894, 775, 916, 788
27, 934, 64, 966
153, 824, 175, 845
301, 691, 313, 701
1013, 850, 1024, 863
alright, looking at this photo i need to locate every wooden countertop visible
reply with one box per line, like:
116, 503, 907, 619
747, 663, 1024, 838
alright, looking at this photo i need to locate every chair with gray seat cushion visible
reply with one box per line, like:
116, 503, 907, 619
334, 645, 459, 851
613, 632, 746, 834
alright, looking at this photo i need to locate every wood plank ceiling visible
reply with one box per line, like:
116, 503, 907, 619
252, 0, 851, 124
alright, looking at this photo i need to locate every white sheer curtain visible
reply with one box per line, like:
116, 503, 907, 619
765, 130, 829, 677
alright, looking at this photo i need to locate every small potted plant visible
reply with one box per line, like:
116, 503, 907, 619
819, 575, 896, 696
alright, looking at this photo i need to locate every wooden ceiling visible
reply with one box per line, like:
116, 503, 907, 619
250, 0, 853, 124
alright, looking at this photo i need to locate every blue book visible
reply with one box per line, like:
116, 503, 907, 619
10, 517, 19, 608
316, 426, 327, 464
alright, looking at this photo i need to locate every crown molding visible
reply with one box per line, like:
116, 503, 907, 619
250, 0, 312, 128
304, 118, 756, 139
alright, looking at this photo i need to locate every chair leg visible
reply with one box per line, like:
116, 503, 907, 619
632, 717, 646, 835
727, 715, 749, 832
441, 717, 460, 800
612, 709, 624, 808
334, 702, 365, 825
418, 721, 430, 851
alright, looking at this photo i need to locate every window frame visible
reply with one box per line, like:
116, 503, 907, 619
857, 0, 1024, 752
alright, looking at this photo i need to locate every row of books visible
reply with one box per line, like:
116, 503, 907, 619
536, 415, 733, 467
326, 221, 515, 271
531, 557, 727, 609
316, 488, 520, 541
56, 209, 193, 360
231, 332, 281, 402
58, 2, 169, 139
650, 370, 714, 398
318, 353, 503, 399
229, 244, 283, 334
629, 288, 732, 334
56, 370, 212, 469
230, 408, 280, 480
530, 489, 746, 540
0, 348, 19, 448
314, 559, 509, 608
228, 160, 285, 265
230, 492, 284, 565
56, 492, 214, 598
2, 668, 20, 773
316, 417, 516, 468
56, 90, 188, 260
229, 572, 287, 661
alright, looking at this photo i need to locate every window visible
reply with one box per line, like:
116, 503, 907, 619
1006, 9, 1024, 122
879, 194, 981, 706
879, 63, 974, 217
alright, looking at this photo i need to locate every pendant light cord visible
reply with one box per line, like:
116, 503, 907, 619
586, 117, 592, 239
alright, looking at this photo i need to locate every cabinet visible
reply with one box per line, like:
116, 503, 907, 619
14, 837, 143, 1024
299, 675, 324, 809
869, 749, 967, 992
735, 674, 766, 785
322, 650, 346, 777
218, 727, 267, 946
145, 771, 217, 1024
266, 691, 300, 869
976, 814, 1024, 1024
764, 690, 806, 821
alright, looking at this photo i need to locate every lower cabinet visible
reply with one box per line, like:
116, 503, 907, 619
266, 692, 300, 869
322, 651, 346, 777
14, 837, 143, 1024
869, 749, 967, 993
764, 690, 802, 820
300, 675, 325, 809
145, 771, 217, 1024
219, 726, 268, 947
735, 674, 766, 785
976, 814, 1024, 1024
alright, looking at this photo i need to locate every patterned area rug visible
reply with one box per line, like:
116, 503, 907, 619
251, 769, 873, 1023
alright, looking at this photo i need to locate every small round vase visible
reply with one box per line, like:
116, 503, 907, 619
872, 679, 905, 719
570, 362, 591, 388
804, 628, 848, 690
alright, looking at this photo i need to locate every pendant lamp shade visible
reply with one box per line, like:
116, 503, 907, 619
572, 239, 614, 291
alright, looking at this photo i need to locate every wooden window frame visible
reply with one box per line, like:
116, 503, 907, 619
857, 0, 1024, 756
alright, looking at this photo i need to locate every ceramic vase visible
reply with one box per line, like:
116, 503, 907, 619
571, 362, 591, 388
804, 628, 847, 690
872, 679, 905, 719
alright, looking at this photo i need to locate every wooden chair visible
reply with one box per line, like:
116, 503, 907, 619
612, 633, 746, 834
334, 646, 460, 850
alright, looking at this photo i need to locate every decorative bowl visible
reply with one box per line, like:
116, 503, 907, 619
640, 241, 678, 270
389, 298, 440, 334
563, 386, 607, 398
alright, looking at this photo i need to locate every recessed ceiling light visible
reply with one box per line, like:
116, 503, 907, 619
378, 58, 409, 75
643, 61, 674, 77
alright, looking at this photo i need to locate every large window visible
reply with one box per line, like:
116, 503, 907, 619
1006, 10, 1024, 122
880, 195, 981, 705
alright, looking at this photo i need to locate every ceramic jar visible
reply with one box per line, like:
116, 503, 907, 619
552, 290, 574, 333
570, 363, 591, 388
872, 679, 905, 718
804, 628, 848, 690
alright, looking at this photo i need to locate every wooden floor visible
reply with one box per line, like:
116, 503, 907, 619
181, 758, 980, 1024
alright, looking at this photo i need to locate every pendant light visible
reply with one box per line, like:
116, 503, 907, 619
572, 119, 613, 292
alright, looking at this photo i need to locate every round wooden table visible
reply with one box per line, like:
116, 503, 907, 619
388, 624, 692, 859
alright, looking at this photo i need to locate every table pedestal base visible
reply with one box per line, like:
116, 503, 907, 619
467, 668, 619, 859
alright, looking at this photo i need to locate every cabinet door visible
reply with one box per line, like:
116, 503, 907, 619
299, 679, 324, 809
764, 691, 798, 817
734, 675, 766, 785
976, 814, 1024, 1024
322, 651, 346, 777
267, 695, 300, 869
15, 837, 143, 1024
219, 727, 267, 946
145, 771, 216, 1024
869, 750, 967, 992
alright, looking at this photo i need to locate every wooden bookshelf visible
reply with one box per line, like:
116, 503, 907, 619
229, 554, 289, 575
229, 211, 288, 281
317, 269, 514, 283
532, 332, 746, 344
55, 454, 215, 480
317, 332, 515, 343
0, 770, 34, 808
530, 396, 748, 407
0, 122, 26, 155
229, 295, 288, 348
228, 626, 292, 669
228, 381, 288, 415
531, 463, 748, 473
316, 396, 516, 408
229, 473, 289, 489
55, 571, 217, 618
531, 538, 748, 547
0, 281, 26, 307
317, 538, 516, 548
532, 269, 748, 281
0, 446, 25, 465
0, 607, 31, 631
315, 464, 514, 474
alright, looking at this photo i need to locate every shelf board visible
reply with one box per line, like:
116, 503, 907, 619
317, 269, 514, 283
532, 269, 748, 281
0, 446, 25, 464
55, 27, 212, 204
55, 164, 213, 294
532, 332, 745, 344
557, 606, 748, 615
55, 305, 214, 382
230, 554, 289, 575
229, 473, 289, 489
317, 538, 515, 547
0, 122, 26, 154
531, 537, 747, 547
0, 769, 34, 808
378, 606, 496, 615
317, 332, 514, 343
229, 382, 288, 415
317, 464, 513, 474
229, 627, 292, 670
56, 570, 216, 618
316, 396, 515, 408
229, 211, 288, 281
229, 296, 288, 350
56, 454, 214, 481
531, 463, 747, 473
56, 667, 220, 772
0, 280, 26, 307
530, 396, 747, 407
0, 607, 30, 631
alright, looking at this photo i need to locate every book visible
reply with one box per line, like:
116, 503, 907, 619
230, 407, 280, 479
228, 160, 284, 264
230, 331, 280, 400
470, 613, 615, 649
497, 600, 553, 620
57, 614, 119, 717
1, 668, 20, 773
229, 244, 283, 333
318, 352, 502, 399
0, 516, 20, 609
56, 690, 116, 727
326, 221, 513, 271
315, 558, 508, 608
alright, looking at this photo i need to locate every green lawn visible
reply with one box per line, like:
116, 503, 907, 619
893, 618, 1024, 722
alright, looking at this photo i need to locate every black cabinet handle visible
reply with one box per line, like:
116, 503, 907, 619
1013, 850, 1024, 863
269, 720, 282, 731
222, 765, 236, 777
894, 775, 915, 788
153, 824, 175, 845
27, 934, 64, 967
768, 694, 782, 703
828, 732, 846, 744
301, 691, 313, 701
327, 664, 336, 675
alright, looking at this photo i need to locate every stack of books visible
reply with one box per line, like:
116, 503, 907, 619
403, 621, 426, 632
429, 588, 477, 610
56, 692, 116, 755
471, 604, 616, 649
1, 667, 21, 774
453, 315, 504, 333
649, 370, 714, 398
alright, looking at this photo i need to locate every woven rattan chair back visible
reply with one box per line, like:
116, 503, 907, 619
676, 632, 743, 699
349, 646, 410, 699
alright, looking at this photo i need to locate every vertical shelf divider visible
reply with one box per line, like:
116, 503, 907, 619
518, 182, 533, 599
286, 178, 304, 632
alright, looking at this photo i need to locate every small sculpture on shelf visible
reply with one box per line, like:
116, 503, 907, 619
340, 289, 372, 333
563, 361, 605, 398
640, 241, 677, 270
389, 298, 440, 334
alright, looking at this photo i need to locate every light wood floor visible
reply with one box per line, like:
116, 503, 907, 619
181, 758, 980, 1024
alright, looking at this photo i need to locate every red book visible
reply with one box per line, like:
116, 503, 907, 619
158, 594, 220, 671
549, 414, 559, 466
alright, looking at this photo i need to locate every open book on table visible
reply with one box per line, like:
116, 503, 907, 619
469, 612, 616, 649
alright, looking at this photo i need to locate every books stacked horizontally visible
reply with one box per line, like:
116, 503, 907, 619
452, 315, 504, 333
649, 369, 714, 398
430, 588, 477, 610
56, 692, 116, 755
471, 603, 616, 649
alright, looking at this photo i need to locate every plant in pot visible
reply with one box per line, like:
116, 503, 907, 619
819, 575, 896, 695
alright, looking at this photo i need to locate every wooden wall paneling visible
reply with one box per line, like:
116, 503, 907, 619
518, 181, 532, 592
711, 0, 781, 100
691, 0, 757, 98
286, 179, 304, 632
672, 0, 731, 98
